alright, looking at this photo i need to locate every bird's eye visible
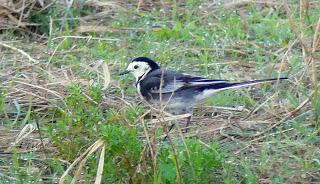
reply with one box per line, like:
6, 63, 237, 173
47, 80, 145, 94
134, 65, 139, 69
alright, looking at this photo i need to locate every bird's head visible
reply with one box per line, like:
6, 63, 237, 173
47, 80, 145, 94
120, 57, 160, 81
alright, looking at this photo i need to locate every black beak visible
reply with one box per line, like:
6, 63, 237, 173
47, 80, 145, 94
119, 70, 130, 75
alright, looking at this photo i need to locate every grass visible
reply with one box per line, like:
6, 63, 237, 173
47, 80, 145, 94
0, 0, 320, 183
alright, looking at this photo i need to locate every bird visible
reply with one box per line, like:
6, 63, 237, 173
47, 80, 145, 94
120, 57, 287, 115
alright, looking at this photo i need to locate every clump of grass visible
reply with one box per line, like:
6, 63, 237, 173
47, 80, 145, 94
46, 84, 107, 160
99, 124, 142, 183
52, 83, 226, 183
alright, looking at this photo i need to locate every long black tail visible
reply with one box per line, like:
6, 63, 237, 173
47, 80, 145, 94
233, 77, 288, 86
205, 77, 288, 92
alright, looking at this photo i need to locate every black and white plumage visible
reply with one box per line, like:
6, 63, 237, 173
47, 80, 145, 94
121, 57, 287, 114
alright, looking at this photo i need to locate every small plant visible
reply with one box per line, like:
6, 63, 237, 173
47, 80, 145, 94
47, 84, 106, 160
157, 140, 225, 183
100, 124, 142, 183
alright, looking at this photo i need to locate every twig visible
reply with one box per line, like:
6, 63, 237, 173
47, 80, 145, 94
149, 113, 191, 124
47, 37, 67, 66
242, 92, 278, 120
7, 124, 36, 150
13, 80, 65, 102
219, 127, 244, 144
71, 26, 161, 34
50, 35, 119, 42
33, 110, 47, 158
284, 1, 310, 58
0, 172, 18, 182
59, 139, 105, 184
94, 145, 105, 184
253, 92, 312, 138
0, 42, 38, 63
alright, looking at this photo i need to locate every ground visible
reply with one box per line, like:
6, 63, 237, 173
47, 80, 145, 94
0, 0, 319, 183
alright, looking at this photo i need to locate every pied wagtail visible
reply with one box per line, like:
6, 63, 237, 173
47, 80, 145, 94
120, 57, 287, 116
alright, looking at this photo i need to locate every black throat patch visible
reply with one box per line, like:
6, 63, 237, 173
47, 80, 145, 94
131, 57, 160, 87
135, 70, 149, 87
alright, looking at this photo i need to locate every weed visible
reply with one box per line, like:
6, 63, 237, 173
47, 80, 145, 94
47, 85, 106, 160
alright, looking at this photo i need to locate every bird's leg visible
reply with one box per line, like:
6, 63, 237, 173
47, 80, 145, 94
183, 108, 193, 133
168, 123, 175, 132
184, 116, 192, 133
163, 122, 175, 141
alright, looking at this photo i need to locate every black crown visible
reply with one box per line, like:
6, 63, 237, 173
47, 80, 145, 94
132, 57, 160, 71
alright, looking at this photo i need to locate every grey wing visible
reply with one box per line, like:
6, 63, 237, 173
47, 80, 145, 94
142, 69, 228, 94
139, 70, 186, 94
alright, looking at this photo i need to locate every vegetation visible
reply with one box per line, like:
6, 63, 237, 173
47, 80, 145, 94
0, 0, 319, 183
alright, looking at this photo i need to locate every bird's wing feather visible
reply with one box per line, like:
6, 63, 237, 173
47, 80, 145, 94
140, 69, 228, 94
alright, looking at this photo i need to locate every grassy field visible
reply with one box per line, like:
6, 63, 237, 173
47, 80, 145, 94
0, 0, 319, 183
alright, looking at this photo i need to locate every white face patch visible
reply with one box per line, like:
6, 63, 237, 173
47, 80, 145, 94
126, 61, 151, 82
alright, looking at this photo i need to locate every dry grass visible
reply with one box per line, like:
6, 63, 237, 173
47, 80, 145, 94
0, 0, 49, 29
0, 0, 319, 183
